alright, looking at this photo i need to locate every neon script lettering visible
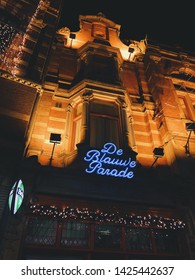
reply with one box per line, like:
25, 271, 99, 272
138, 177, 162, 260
84, 143, 136, 179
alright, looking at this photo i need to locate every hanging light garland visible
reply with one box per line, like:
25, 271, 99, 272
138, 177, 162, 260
0, 21, 24, 74
0, 32, 23, 72
29, 204, 186, 230
0, 0, 49, 75
0, 23, 17, 55
12, 0, 49, 76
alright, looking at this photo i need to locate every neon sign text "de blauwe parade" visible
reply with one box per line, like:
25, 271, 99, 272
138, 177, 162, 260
84, 143, 136, 179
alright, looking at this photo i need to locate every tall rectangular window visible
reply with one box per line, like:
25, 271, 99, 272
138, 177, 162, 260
90, 115, 119, 148
90, 101, 120, 148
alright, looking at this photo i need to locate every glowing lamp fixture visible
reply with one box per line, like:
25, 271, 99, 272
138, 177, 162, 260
128, 47, 134, 61
49, 133, 61, 165
69, 33, 76, 39
153, 147, 164, 158
184, 122, 195, 155
50, 133, 61, 144
185, 122, 195, 131
151, 147, 164, 167
69, 33, 76, 48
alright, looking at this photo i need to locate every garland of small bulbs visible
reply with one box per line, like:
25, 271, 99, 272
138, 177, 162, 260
29, 204, 186, 230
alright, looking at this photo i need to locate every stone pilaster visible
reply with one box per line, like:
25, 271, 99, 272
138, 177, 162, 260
79, 91, 93, 144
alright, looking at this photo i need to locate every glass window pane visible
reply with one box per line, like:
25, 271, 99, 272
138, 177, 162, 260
61, 221, 89, 247
126, 228, 152, 252
91, 102, 118, 116
25, 218, 57, 245
94, 224, 121, 249
153, 230, 179, 253
90, 116, 119, 148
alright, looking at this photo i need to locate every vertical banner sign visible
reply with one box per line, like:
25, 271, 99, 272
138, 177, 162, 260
8, 179, 24, 214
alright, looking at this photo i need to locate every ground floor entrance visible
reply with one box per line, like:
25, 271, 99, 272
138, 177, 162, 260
20, 194, 188, 260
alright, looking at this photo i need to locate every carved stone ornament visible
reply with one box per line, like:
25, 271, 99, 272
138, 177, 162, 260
31, 18, 46, 29
56, 27, 70, 37
149, 55, 162, 63
117, 97, 127, 109
129, 39, 147, 55
66, 103, 72, 113
82, 91, 93, 102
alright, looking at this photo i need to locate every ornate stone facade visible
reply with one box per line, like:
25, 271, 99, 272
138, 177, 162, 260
0, 3, 195, 259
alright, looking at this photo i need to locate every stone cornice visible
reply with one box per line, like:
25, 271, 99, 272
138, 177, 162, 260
0, 71, 42, 91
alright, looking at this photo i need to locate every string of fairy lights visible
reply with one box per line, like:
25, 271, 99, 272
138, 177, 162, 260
0, 31, 23, 72
0, 23, 17, 55
29, 204, 186, 230
0, 0, 49, 75
12, 0, 49, 76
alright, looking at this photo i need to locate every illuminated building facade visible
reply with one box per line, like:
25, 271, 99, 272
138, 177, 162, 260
0, 0, 195, 259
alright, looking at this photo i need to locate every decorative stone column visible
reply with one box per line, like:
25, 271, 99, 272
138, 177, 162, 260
79, 91, 93, 144
64, 103, 73, 151
24, 87, 43, 158
118, 97, 130, 147
128, 114, 137, 150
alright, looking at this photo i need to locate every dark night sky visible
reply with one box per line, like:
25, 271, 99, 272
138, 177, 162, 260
58, 0, 195, 53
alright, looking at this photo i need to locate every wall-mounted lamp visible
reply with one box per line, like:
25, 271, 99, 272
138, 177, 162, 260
128, 47, 134, 61
151, 147, 164, 167
49, 133, 61, 166
186, 122, 195, 131
69, 33, 76, 48
184, 122, 195, 155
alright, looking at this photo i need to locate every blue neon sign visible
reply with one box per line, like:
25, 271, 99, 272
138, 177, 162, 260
84, 143, 136, 179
